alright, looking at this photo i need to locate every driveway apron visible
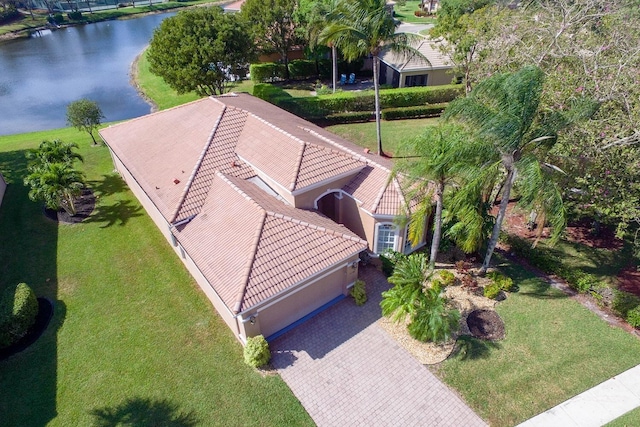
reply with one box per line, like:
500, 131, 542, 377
271, 266, 487, 427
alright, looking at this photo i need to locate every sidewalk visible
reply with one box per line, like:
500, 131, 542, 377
518, 364, 640, 427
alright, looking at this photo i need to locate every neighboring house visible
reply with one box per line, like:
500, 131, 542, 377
0, 172, 6, 208
379, 36, 454, 88
100, 93, 428, 343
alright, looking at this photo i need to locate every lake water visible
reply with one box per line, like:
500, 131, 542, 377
0, 12, 175, 136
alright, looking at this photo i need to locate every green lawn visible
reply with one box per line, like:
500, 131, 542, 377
327, 117, 439, 155
606, 406, 640, 426
0, 128, 313, 426
438, 259, 640, 427
393, 0, 436, 24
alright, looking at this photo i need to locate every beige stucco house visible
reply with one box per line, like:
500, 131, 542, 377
379, 36, 455, 88
100, 93, 427, 343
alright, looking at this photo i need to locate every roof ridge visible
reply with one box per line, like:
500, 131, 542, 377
169, 105, 227, 224
215, 171, 264, 212
300, 127, 392, 173
392, 176, 408, 212
249, 112, 308, 147
291, 142, 306, 191
371, 171, 393, 213
233, 210, 266, 314
101, 98, 212, 132
265, 210, 368, 245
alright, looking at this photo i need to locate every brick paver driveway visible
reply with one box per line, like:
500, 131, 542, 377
271, 265, 487, 427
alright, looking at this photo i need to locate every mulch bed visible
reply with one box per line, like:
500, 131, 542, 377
0, 298, 54, 361
467, 309, 505, 341
44, 188, 95, 224
617, 266, 640, 298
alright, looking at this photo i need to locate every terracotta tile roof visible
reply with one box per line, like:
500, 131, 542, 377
100, 98, 225, 220
295, 144, 364, 191
380, 36, 452, 72
174, 172, 367, 314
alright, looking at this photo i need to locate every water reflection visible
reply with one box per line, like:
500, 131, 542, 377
0, 12, 175, 136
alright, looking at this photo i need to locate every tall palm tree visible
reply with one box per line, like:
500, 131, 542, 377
395, 123, 470, 271
24, 163, 85, 215
321, 0, 423, 156
305, 0, 340, 93
445, 65, 597, 274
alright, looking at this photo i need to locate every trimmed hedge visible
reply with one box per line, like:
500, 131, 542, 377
0, 283, 38, 349
381, 104, 447, 120
243, 335, 271, 368
250, 63, 287, 82
324, 111, 372, 125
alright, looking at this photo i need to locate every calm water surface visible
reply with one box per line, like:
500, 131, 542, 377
0, 12, 175, 136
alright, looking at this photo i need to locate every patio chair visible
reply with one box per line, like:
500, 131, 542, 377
348, 73, 356, 84
340, 74, 347, 85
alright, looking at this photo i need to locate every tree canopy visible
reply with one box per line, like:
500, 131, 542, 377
66, 99, 104, 145
147, 7, 255, 96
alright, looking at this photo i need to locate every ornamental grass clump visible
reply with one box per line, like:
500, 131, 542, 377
243, 335, 271, 368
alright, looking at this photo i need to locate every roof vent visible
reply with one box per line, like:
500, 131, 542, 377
173, 178, 180, 184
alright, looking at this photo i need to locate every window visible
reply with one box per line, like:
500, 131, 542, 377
404, 74, 428, 87
376, 223, 397, 254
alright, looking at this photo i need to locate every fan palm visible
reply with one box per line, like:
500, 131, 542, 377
445, 65, 598, 274
321, 0, 424, 156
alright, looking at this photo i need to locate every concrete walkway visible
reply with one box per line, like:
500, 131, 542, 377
518, 365, 640, 427
271, 265, 487, 427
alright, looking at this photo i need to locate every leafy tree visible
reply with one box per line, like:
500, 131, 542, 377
445, 66, 596, 274
395, 123, 470, 270
321, 0, 422, 156
24, 162, 85, 215
66, 99, 104, 145
299, 0, 340, 92
240, 0, 301, 80
148, 7, 255, 97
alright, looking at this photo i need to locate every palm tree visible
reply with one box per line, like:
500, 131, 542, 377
321, 0, 423, 156
395, 123, 470, 270
408, 287, 460, 343
381, 252, 429, 322
26, 139, 83, 167
305, 0, 340, 93
24, 162, 85, 215
445, 65, 597, 274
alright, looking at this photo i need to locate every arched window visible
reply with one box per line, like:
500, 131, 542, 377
375, 223, 398, 254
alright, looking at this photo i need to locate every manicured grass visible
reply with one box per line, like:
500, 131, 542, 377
393, 0, 436, 24
327, 117, 439, 155
0, 128, 313, 426
606, 406, 640, 426
438, 259, 640, 427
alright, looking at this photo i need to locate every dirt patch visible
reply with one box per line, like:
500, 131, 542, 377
617, 265, 640, 298
467, 309, 505, 340
44, 188, 95, 224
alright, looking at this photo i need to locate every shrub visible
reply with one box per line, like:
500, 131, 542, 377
250, 63, 287, 82
408, 288, 460, 343
53, 13, 65, 24
252, 83, 287, 101
67, 11, 82, 20
243, 335, 271, 368
324, 111, 372, 125
627, 306, 640, 328
380, 250, 406, 277
612, 290, 640, 318
487, 271, 515, 292
483, 283, 501, 299
288, 59, 318, 80
438, 270, 456, 287
0, 283, 39, 349
381, 103, 447, 120
0, 6, 20, 24
350, 279, 367, 306
572, 273, 599, 293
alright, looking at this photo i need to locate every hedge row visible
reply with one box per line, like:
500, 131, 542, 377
250, 59, 365, 82
0, 283, 38, 349
381, 104, 447, 120
252, 83, 462, 119
0, 7, 20, 24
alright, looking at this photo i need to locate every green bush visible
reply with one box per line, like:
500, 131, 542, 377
627, 306, 640, 328
487, 271, 515, 292
350, 279, 367, 306
53, 13, 65, 24
381, 104, 447, 120
612, 290, 640, 318
438, 270, 456, 287
250, 63, 287, 82
0, 283, 39, 349
288, 59, 318, 80
324, 111, 372, 125
0, 6, 20, 23
252, 83, 287, 101
483, 283, 501, 300
67, 11, 83, 20
243, 335, 271, 368
572, 273, 599, 293
380, 250, 406, 277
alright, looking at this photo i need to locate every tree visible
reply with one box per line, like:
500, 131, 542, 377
321, 0, 422, 156
147, 7, 255, 97
445, 66, 596, 274
395, 123, 470, 271
66, 99, 104, 146
240, 0, 301, 80
26, 139, 83, 167
24, 162, 85, 215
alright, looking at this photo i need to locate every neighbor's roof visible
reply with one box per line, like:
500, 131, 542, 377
380, 36, 452, 72
99, 93, 416, 313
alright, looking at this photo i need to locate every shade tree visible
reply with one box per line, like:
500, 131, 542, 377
66, 99, 104, 146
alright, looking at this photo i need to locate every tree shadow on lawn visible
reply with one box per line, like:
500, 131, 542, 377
85, 198, 143, 228
0, 149, 61, 426
450, 335, 501, 361
89, 173, 128, 198
494, 257, 569, 300
90, 397, 199, 427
